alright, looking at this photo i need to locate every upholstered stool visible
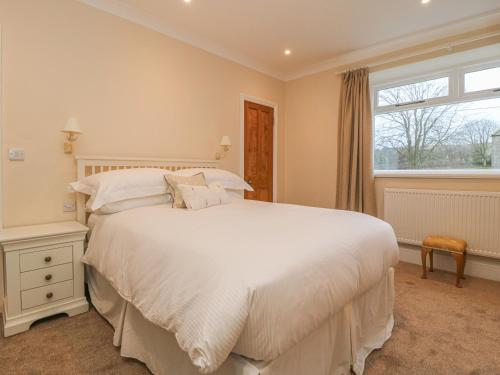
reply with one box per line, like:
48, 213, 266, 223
421, 235, 467, 288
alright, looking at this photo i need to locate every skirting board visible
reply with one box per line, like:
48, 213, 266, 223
399, 244, 500, 283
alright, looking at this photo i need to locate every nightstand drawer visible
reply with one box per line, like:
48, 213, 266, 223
20, 246, 73, 272
20, 263, 73, 291
21, 280, 74, 310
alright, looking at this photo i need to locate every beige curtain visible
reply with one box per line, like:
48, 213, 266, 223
335, 68, 376, 216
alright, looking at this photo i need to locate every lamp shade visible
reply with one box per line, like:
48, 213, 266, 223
220, 136, 232, 147
62, 117, 82, 134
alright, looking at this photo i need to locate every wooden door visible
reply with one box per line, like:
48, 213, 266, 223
244, 101, 274, 202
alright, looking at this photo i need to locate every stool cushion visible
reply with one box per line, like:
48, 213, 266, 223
423, 235, 467, 252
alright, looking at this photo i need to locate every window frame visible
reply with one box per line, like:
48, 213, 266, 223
371, 55, 500, 178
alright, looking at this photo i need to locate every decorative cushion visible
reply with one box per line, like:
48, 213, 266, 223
423, 236, 467, 253
165, 173, 207, 208
178, 182, 230, 210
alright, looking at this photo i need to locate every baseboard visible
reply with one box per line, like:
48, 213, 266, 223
399, 244, 500, 283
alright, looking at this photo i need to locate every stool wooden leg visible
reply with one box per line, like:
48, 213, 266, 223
452, 253, 464, 288
421, 246, 430, 279
429, 249, 434, 272
461, 251, 467, 280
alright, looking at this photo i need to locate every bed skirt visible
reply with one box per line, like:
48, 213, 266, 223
87, 266, 394, 375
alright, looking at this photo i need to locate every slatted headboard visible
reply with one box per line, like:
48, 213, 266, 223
75, 155, 218, 224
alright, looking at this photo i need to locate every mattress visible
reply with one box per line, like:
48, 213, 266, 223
83, 200, 399, 372
87, 265, 395, 375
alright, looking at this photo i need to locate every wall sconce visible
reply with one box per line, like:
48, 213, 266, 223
215, 136, 231, 160
62, 117, 82, 154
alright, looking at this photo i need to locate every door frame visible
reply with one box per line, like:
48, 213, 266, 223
239, 94, 278, 203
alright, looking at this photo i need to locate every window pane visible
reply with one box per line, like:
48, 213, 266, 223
374, 98, 500, 170
377, 77, 449, 107
464, 66, 500, 93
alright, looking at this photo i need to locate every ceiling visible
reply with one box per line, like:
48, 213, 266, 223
80, 0, 500, 80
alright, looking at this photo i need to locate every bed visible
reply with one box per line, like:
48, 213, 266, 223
75, 156, 399, 375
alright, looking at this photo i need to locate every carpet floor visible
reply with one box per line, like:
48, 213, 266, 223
1, 262, 499, 375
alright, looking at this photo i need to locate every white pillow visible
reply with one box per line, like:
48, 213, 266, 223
70, 168, 171, 211
226, 189, 244, 200
174, 168, 253, 191
178, 182, 230, 210
86, 194, 171, 214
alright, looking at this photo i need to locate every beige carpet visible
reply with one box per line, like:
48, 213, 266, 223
1, 262, 500, 375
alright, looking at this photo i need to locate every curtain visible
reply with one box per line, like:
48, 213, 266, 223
335, 68, 376, 215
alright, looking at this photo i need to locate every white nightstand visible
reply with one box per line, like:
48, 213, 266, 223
0, 221, 89, 337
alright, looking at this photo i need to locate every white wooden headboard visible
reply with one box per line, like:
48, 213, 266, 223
75, 155, 218, 224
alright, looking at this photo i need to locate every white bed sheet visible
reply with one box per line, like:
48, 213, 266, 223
87, 266, 395, 375
87, 213, 101, 232
83, 200, 399, 373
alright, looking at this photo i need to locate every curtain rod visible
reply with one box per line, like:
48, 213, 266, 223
335, 30, 500, 76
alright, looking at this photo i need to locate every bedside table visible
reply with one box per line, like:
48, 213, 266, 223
0, 221, 89, 337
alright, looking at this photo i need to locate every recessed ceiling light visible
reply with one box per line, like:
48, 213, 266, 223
421, 0, 431, 4
284, 49, 291, 56
184, 0, 191, 3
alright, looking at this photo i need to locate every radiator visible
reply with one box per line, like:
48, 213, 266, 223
384, 188, 500, 259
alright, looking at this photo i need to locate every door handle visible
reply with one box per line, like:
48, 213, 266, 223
245, 178, 253, 186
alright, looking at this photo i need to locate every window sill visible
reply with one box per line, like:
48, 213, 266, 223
374, 169, 500, 179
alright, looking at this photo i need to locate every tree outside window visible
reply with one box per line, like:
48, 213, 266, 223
374, 71, 500, 170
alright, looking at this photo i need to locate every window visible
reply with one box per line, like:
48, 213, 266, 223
376, 76, 449, 107
464, 66, 500, 94
372, 58, 500, 172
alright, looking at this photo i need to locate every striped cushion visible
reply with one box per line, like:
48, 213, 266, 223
165, 173, 207, 208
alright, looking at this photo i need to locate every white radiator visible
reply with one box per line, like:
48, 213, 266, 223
384, 188, 500, 259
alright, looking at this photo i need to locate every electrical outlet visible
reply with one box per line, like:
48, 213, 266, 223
8, 148, 25, 161
63, 201, 76, 212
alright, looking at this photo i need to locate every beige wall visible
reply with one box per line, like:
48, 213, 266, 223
284, 70, 340, 208
0, 0, 286, 228
0, 0, 286, 309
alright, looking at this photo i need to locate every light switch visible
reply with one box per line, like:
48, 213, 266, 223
8, 148, 25, 161
63, 201, 76, 212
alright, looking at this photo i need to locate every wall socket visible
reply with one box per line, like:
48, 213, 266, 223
8, 148, 25, 161
63, 201, 76, 212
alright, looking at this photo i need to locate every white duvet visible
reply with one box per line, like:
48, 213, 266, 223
82, 200, 398, 373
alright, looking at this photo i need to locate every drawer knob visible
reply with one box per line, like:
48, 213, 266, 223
46, 292, 53, 299
44, 256, 52, 263
45, 274, 52, 281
